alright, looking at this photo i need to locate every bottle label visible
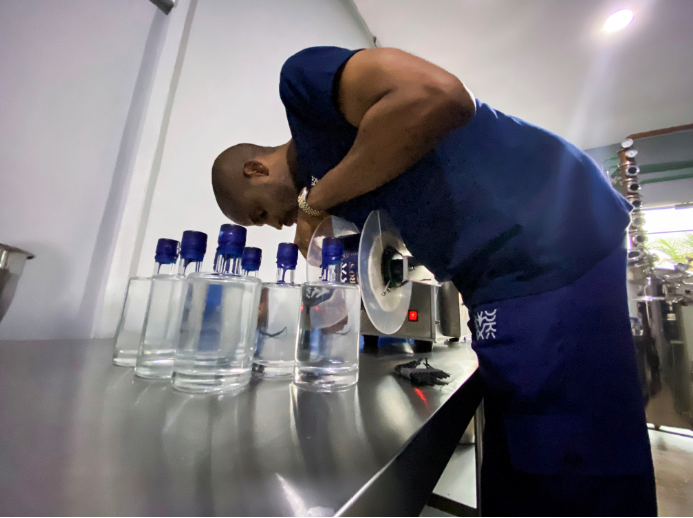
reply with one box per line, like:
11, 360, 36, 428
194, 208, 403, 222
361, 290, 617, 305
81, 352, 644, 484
341, 252, 359, 285
341, 234, 360, 285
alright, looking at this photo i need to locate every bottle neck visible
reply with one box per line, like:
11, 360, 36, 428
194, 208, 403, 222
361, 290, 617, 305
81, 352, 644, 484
153, 261, 176, 276
321, 262, 340, 283
177, 257, 203, 275
276, 267, 295, 284
242, 269, 259, 278
214, 253, 241, 274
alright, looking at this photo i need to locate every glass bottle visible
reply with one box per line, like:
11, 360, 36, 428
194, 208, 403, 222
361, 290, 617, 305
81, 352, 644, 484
295, 237, 361, 391
171, 224, 262, 394
252, 243, 301, 379
113, 238, 179, 366
135, 230, 207, 379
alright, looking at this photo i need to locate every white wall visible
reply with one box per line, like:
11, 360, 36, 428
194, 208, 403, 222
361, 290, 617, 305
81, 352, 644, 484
130, 1, 372, 291
0, 0, 158, 339
91, 0, 198, 340
353, 0, 693, 150
0, 0, 372, 340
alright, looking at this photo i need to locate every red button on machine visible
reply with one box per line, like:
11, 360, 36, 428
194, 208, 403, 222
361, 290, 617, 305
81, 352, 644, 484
408, 310, 418, 322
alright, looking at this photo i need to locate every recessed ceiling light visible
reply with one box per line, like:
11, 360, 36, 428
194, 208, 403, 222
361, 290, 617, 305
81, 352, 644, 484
604, 9, 634, 32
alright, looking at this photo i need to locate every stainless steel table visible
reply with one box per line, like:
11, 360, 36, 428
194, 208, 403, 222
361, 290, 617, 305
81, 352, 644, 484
0, 339, 480, 516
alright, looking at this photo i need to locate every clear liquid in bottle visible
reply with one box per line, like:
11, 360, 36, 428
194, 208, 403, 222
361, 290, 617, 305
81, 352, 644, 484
113, 276, 152, 366
172, 274, 261, 392
253, 243, 301, 379
294, 237, 360, 391
172, 226, 262, 394
135, 231, 207, 380
113, 238, 179, 367
135, 275, 186, 378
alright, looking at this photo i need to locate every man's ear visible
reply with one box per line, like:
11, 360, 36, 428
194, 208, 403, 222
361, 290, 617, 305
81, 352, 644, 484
243, 160, 269, 178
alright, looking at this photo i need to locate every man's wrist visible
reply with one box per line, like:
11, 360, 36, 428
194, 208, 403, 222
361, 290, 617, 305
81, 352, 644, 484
305, 187, 324, 212
306, 180, 337, 212
298, 187, 325, 217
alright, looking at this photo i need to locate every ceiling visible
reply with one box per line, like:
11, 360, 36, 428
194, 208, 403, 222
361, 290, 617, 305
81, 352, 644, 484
352, 0, 693, 149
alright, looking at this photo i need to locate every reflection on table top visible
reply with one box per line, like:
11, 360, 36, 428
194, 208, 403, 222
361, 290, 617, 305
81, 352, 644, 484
0, 339, 478, 516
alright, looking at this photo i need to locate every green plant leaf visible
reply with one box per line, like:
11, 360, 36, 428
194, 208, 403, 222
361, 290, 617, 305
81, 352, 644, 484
649, 232, 693, 265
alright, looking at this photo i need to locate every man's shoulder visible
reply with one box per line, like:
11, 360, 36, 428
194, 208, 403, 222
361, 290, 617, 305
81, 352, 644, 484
279, 46, 363, 124
281, 46, 355, 75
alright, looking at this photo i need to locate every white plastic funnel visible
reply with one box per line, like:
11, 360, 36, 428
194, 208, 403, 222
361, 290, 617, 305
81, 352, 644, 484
358, 210, 412, 335
305, 216, 359, 282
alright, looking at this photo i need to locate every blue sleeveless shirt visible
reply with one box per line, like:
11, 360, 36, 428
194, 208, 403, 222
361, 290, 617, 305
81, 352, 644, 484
280, 47, 631, 306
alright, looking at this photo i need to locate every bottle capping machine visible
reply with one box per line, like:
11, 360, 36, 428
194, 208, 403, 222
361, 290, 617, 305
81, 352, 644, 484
306, 210, 463, 351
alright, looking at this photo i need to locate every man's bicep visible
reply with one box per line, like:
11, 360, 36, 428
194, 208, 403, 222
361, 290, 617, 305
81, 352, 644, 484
336, 48, 467, 127
336, 49, 395, 126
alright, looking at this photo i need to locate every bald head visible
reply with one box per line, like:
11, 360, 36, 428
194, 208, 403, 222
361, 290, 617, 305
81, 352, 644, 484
212, 143, 272, 216
211, 142, 299, 229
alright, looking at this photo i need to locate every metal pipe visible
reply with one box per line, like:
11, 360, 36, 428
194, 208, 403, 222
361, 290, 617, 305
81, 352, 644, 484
617, 148, 632, 198
627, 123, 693, 140
640, 172, 693, 185
610, 160, 693, 179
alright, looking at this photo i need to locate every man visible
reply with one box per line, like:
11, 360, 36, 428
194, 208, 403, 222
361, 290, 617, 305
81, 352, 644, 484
212, 47, 657, 515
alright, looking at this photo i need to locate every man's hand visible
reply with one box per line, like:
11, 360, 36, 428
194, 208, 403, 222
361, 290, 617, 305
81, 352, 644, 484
294, 210, 329, 258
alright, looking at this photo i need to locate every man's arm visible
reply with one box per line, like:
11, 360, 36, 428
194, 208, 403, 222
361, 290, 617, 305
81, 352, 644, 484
306, 48, 476, 212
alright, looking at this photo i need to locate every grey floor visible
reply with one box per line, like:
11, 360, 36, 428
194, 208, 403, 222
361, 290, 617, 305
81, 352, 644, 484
422, 428, 693, 517
649, 428, 693, 517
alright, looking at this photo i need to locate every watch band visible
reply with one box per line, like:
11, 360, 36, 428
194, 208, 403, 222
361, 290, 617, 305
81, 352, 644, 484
298, 187, 325, 217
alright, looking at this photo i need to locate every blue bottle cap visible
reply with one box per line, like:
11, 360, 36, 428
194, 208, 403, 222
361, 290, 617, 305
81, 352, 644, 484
180, 230, 207, 262
154, 238, 179, 265
321, 237, 343, 267
276, 243, 299, 270
242, 247, 262, 272
217, 224, 246, 257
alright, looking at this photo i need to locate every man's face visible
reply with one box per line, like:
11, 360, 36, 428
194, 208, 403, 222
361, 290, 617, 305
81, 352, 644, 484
223, 157, 299, 230
244, 172, 299, 230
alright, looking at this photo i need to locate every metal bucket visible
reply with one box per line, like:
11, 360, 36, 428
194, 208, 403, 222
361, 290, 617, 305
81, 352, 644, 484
0, 244, 34, 324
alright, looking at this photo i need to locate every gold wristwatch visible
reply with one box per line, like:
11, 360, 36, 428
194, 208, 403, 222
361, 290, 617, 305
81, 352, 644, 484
298, 187, 325, 217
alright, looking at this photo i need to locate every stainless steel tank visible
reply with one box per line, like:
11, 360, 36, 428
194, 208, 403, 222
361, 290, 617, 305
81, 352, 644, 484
616, 133, 693, 430
632, 272, 693, 430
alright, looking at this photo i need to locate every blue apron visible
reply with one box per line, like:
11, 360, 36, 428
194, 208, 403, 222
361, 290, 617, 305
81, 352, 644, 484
470, 246, 656, 516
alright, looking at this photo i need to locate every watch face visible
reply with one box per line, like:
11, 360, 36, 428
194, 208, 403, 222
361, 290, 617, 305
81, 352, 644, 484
625, 149, 638, 158
621, 138, 634, 149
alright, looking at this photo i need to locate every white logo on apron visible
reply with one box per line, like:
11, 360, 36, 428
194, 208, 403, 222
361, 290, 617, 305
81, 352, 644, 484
475, 309, 497, 340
